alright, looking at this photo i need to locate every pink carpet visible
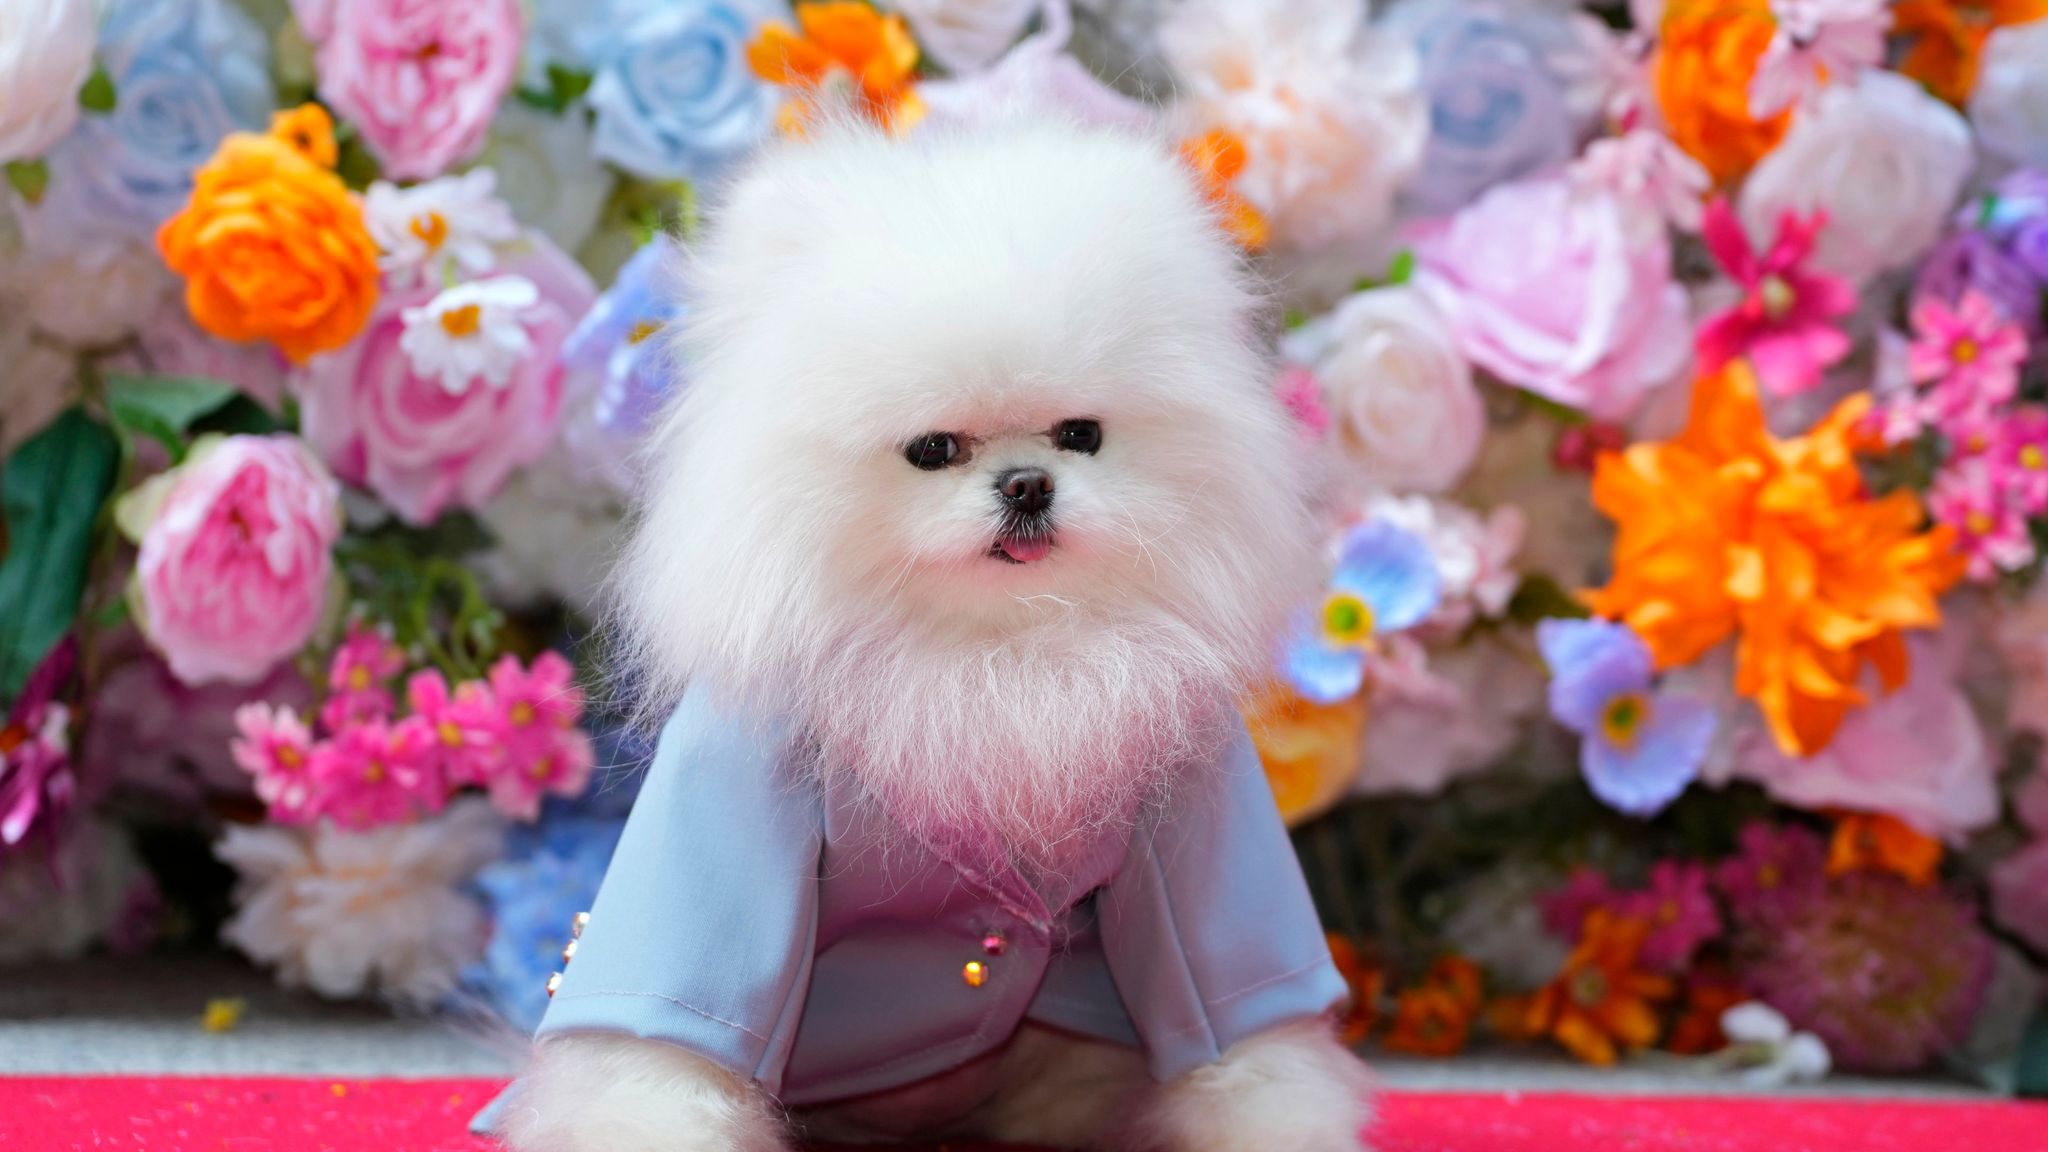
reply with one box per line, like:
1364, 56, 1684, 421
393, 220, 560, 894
4, 1076, 2044, 1151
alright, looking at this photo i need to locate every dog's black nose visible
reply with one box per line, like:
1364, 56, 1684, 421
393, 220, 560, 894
996, 468, 1054, 514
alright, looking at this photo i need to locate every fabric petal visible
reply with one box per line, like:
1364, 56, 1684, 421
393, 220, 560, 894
1538, 618, 1654, 733
1330, 520, 1442, 633
1580, 691, 1714, 816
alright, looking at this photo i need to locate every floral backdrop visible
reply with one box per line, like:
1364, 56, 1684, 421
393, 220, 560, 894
4, 0, 2048, 1093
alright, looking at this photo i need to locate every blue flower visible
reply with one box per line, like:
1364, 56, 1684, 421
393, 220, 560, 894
586, 0, 776, 182
1536, 617, 1715, 817
560, 240, 685, 493
1280, 520, 1442, 704
469, 817, 625, 1030
33, 0, 272, 243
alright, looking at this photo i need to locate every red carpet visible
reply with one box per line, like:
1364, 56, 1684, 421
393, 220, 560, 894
4, 1076, 2045, 1151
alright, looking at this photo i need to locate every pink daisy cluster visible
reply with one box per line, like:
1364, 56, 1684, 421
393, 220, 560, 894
1539, 860, 1723, 972
231, 625, 593, 828
1878, 292, 2040, 581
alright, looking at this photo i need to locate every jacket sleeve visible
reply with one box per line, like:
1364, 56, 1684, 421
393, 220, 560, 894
1096, 716, 1348, 1082
535, 684, 823, 1097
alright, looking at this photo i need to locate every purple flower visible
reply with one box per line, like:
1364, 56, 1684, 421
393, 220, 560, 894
1915, 232, 2044, 336
1280, 520, 1442, 704
1537, 618, 1714, 817
0, 639, 78, 854
2011, 219, 2048, 285
1625, 860, 1722, 972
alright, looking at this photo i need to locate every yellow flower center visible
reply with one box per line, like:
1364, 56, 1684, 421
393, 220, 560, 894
364, 759, 385, 784
2022, 445, 2044, 471
1321, 593, 1375, 647
1758, 275, 1796, 321
1758, 863, 1780, 889
1967, 511, 1994, 536
348, 666, 371, 691
440, 303, 482, 337
1953, 337, 1979, 364
530, 755, 554, 780
438, 721, 463, 748
409, 211, 449, 250
1569, 967, 1609, 1008
277, 745, 303, 770
1600, 692, 1651, 749
627, 320, 662, 345
509, 701, 536, 728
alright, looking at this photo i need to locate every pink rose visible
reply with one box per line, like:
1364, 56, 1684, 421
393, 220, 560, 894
122, 436, 343, 687
298, 237, 595, 525
313, 0, 522, 181
1413, 176, 1691, 420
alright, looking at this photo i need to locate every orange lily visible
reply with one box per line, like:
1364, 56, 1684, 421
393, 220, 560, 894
1828, 812, 1943, 886
1893, 0, 2048, 106
747, 2, 923, 135
1525, 910, 1676, 1065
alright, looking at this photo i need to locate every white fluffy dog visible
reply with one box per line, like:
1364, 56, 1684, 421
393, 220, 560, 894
500, 114, 1373, 1152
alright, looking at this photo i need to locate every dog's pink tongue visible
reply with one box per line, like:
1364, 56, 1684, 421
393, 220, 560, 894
1002, 536, 1052, 563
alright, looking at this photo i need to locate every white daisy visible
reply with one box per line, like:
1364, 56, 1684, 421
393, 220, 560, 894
365, 168, 521, 290
399, 276, 541, 395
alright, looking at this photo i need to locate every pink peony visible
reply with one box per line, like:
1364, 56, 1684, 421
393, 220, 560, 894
297, 238, 594, 525
313, 0, 523, 181
306, 716, 442, 829
1412, 176, 1691, 420
1694, 198, 1855, 397
124, 437, 343, 687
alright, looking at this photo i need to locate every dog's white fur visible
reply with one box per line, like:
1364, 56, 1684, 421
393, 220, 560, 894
510, 115, 1370, 1150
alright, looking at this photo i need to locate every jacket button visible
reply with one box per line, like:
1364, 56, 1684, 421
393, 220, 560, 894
571, 912, 590, 939
962, 961, 990, 988
561, 939, 578, 965
545, 972, 563, 998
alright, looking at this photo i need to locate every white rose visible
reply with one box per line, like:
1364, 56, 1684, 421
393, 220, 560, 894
889, 0, 1043, 74
24, 240, 176, 348
1970, 21, 2048, 172
1159, 0, 1428, 266
1739, 69, 1972, 286
0, 0, 96, 163
481, 104, 616, 257
1284, 285, 1484, 495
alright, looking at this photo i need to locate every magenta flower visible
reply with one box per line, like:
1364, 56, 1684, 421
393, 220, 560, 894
1619, 860, 1722, 972
480, 652, 593, 822
1274, 365, 1330, 441
307, 717, 443, 829
0, 639, 77, 853
1929, 458, 2036, 582
1714, 821, 1827, 927
1991, 405, 2048, 515
406, 669, 502, 788
1695, 199, 1856, 397
319, 625, 406, 732
487, 724, 596, 823
1907, 290, 2027, 410
1538, 866, 1620, 942
488, 652, 583, 753
230, 702, 319, 822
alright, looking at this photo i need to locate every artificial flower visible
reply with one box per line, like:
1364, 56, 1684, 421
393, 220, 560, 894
1382, 985, 1474, 1057
1653, 0, 1789, 185
1326, 933, 1386, 1044
230, 703, 318, 821
1893, 0, 2048, 107
1718, 1002, 1832, 1085
118, 436, 343, 687
1713, 821, 1829, 923
320, 625, 406, 732
475, 454, 626, 616
1178, 130, 1269, 252
1630, 861, 1723, 972
1909, 290, 2030, 404
915, 3, 1155, 131
1990, 840, 2048, 954
0, 819, 148, 966
115, 298, 290, 414
312, 0, 523, 181
26, 0, 273, 244
1827, 813, 1942, 886
81, 649, 310, 813
559, 240, 681, 494
297, 236, 595, 525
1363, 494, 1524, 630
469, 817, 623, 1029
1243, 684, 1368, 827
155, 107, 380, 364
1437, 863, 1572, 992
364, 170, 520, 291
480, 652, 595, 823
1537, 867, 1621, 945
398, 277, 543, 396
217, 797, 503, 1005
1537, 618, 1715, 817
1665, 969, 1747, 1054
1388, 0, 1588, 216
1747, 0, 1889, 118
1729, 871, 1992, 1071
1970, 21, 2048, 171
1694, 199, 1855, 397
406, 669, 503, 789
13, 239, 176, 350
888, 0, 1039, 74
748, 1, 925, 134
1281, 521, 1443, 704
1524, 909, 1676, 1065
307, 717, 443, 829
1156, 0, 1427, 275
0, 0, 96, 163
1738, 71, 1973, 286
480, 104, 615, 256
0, 641, 77, 853
588, 0, 777, 181
1567, 129, 1712, 235
1990, 407, 2048, 514
1914, 231, 2045, 337
1357, 632, 1546, 796
1413, 175, 1691, 421
1928, 460, 2034, 581
1587, 362, 1964, 756
1282, 286, 1482, 495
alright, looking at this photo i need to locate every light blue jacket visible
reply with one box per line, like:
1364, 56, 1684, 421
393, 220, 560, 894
535, 682, 1346, 1105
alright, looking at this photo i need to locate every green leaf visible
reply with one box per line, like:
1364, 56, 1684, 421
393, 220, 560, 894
1384, 248, 1416, 286
103, 375, 239, 464
4, 158, 48, 205
78, 63, 117, 113
192, 394, 284, 438
514, 65, 594, 115
0, 408, 119, 698
2018, 1005, 2048, 1098
1507, 572, 1592, 626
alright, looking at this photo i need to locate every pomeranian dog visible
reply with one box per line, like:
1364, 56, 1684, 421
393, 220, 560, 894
498, 114, 1373, 1152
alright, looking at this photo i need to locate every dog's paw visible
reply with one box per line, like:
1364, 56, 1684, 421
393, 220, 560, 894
498, 1035, 793, 1152
1117, 1019, 1376, 1152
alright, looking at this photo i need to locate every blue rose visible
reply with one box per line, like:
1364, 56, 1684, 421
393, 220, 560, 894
561, 240, 686, 493
586, 0, 776, 182
35, 0, 272, 244
1393, 0, 1585, 217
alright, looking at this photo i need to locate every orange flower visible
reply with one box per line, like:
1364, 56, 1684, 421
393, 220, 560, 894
1243, 682, 1367, 826
156, 105, 378, 364
1179, 130, 1269, 252
1588, 362, 1964, 756
1485, 992, 1546, 1044
1524, 910, 1676, 1065
268, 104, 339, 169
1383, 985, 1474, 1057
1326, 934, 1385, 1045
1894, 0, 2048, 106
1425, 954, 1485, 1015
1828, 812, 1943, 886
748, 2, 923, 135
1665, 969, 1746, 1055
1653, 0, 1791, 185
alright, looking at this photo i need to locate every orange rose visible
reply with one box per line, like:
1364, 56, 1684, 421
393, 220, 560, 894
1653, 0, 1791, 186
156, 104, 378, 364
1894, 0, 2048, 106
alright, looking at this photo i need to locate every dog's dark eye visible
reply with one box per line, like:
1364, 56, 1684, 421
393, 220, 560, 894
1055, 419, 1102, 455
905, 432, 961, 471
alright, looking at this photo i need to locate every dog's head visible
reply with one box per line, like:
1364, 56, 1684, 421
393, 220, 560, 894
613, 116, 1317, 765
